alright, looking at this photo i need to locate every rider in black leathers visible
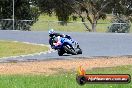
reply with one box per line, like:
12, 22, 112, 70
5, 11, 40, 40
48, 29, 71, 49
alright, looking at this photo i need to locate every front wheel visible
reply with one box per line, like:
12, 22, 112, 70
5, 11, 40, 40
77, 48, 82, 54
58, 50, 64, 56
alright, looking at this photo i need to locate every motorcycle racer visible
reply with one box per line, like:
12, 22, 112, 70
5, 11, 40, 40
48, 29, 72, 49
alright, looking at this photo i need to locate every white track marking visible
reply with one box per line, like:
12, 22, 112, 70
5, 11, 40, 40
0, 40, 56, 59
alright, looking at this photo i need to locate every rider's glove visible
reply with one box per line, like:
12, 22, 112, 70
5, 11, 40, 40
51, 46, 55, 49
65, 35, 71, 39
51, 45, 58, 50
53, 46, 58, 50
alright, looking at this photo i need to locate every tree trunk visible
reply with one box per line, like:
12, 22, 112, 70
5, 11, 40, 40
81, 17, 91, 32
92, 20, 97, 32
83, 22, 91, 32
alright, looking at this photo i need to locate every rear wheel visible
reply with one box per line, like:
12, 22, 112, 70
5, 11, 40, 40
63, 45, 77, 55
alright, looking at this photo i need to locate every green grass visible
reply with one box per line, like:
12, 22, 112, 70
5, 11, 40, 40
0, 65, 131, 88
0, 40, 49, 58
31, 14, 112, 32
31, 14, 132, 32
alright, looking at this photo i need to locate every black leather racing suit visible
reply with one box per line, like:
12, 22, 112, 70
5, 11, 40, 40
49, 33, 71, 49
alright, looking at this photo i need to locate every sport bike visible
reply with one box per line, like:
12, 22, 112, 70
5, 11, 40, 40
50, 36, 82, 56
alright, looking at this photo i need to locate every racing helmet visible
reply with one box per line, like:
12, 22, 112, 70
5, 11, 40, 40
49, 29, 55, 35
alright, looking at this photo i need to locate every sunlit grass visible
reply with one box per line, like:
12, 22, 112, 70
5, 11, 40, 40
0, 40, 49, 58
0, 65, 131, 88
31, 14, 113, 32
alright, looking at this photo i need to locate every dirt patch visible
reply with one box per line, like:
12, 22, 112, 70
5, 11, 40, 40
0, 57, 132, 75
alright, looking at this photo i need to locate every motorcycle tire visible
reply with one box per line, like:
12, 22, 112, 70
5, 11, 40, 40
77, 48, 82, 54
63, 45, 77, 55
58, 50, 64, 56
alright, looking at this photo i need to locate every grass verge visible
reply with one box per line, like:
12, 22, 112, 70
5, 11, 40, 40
0, 40, 49, 58
0, 65, 131, 88
31, 14, 132, 32
31, 14, 111, 32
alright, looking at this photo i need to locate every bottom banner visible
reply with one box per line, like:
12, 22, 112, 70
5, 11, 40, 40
76, 66, 131, 85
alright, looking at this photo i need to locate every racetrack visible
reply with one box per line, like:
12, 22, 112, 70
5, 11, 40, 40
0, 30, 132, 62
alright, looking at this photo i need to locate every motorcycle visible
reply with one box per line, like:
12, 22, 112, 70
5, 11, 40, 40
49, 36, 82, 56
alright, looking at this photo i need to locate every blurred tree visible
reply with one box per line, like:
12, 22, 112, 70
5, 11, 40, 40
0, 0, 131, 31
0, 0, 39, 20
38, 0, 111, 31
113, 0, 132, 21
15, 0, 39, 20
0, 0, 40, 30
0, 0, 12, 19
68, 0, 111, 32
37, 0, 132, 32
38, 0, 74, 25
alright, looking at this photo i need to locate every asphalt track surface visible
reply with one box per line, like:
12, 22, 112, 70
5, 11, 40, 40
0, 30, 132, 62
